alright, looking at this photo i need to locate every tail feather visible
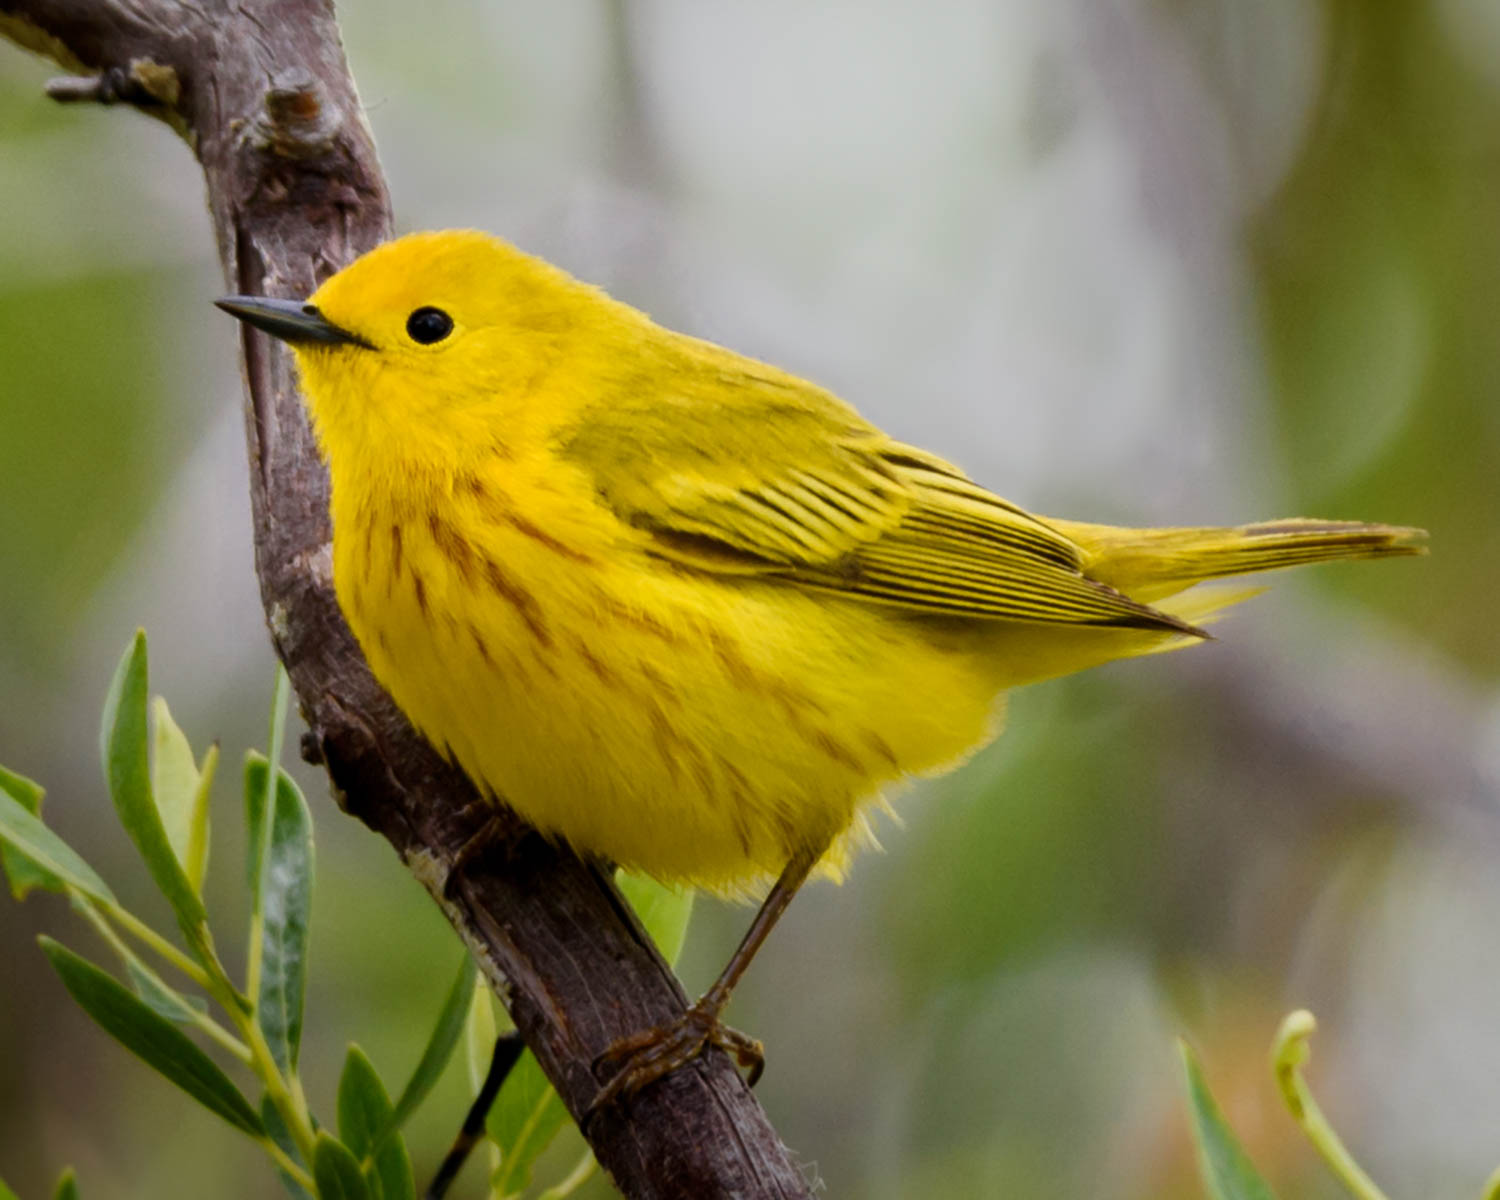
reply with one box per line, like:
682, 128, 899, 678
982, 518, 1424, 689
1044, 517, 1427, 604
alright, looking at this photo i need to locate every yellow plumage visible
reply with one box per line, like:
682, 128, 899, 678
240, 230, 1424, 895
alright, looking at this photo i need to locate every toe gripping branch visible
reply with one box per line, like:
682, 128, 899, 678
589, 846, 822, 1116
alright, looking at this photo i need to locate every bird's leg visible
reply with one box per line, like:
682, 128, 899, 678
589, 846, 822, 1114
423, 1032, 526, 1200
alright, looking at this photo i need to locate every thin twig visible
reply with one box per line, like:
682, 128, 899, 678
72, 892, 252, 1065
423, 1032, 526, 1200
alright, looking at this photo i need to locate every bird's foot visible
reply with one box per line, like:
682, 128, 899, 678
589, 1001, 764, 1114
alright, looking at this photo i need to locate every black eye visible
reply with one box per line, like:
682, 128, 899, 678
406, 306, 453, 344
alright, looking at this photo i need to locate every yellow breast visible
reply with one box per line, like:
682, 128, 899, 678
330, 459, 1007, 895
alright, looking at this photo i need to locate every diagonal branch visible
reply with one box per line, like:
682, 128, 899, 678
0, 2, 813, 1196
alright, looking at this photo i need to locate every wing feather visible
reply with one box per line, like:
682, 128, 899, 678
558, 342, 1200, 635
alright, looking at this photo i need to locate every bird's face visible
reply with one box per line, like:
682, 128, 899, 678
218, 230, 606, 468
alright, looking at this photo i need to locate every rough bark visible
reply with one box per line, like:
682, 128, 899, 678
0, 2, 814, 1196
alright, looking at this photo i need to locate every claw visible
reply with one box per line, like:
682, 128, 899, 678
586, 849, 816, 1118
589, 1002, 764, 1114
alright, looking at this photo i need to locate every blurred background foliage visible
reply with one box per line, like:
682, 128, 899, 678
1, 1, 1496, 1196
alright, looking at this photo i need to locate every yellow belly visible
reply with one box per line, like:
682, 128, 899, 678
332, 487, 1012, 894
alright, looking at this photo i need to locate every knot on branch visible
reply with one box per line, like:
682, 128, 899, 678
298, 729, 325, 765
251, 70, 340, 159
47, 57, 181, 108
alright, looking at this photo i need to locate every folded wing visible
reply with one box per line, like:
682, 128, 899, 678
560, 356, 1201, 636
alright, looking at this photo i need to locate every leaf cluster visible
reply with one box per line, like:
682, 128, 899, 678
0, 632, 692, 1200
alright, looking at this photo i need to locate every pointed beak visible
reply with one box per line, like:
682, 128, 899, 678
214, 296, 372, 349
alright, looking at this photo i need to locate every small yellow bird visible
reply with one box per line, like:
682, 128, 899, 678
218, 230, 1424, 1106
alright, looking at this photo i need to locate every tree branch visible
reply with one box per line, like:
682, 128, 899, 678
0, 2, 813, 1196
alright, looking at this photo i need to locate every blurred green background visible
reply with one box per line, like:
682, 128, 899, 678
2, 1, 1496, 1196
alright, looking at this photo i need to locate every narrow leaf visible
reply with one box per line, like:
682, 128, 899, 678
488, 1052, 568, 1198
616, 870, 694, 967
247, 668, 291, 902
100, 632, 207, 934
262, 1095, 315, 1200
466, 981, 500, 1094
0, 764, 59, 899
0, 787, 115, 905
338, 1046, 415, 1200
245, 756, 314, 1072
125, 959, 208, 1023
337, 1044, 386, 1152
151, 697, 201, 878
1178, 1039, 1280, 1200
375, 954, 477, 1148
40, 937, 262, 1137
464, 985, 505, 1183
51, 1168, 78, 1200
0, 767, 46, 810
0, 1176, 18, 1200
313, 1133, 371, 1200
149, 701, 215, 893
187, 742, 218, 894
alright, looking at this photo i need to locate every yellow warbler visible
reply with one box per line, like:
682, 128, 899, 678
217, 229, 1424, 1104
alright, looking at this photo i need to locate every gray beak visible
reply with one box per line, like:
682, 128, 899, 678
215, 296, 371, 348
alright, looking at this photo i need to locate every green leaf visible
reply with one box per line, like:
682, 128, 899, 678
40, 936, 263, 1137
616, 870, 694, 967
0, 1175, 18, 1200
151, 697, 213, 893
465, 981, 502, 1093
0, 764, 60, 899
247, 668, 291, 900
244, 756, 314, 1073
338, 1046, 415, 1200
187, 742, 218, 894
0, 785, 115, 906
262, 1095, 315, 1200
313, 1133, 370, 1200
336, 1044, 385, 1151
488, 1052, 568, 1198
463, 989, 505, 1190
1179, 1039, 1280, 1200
51, 1168, 78, 1200
375, 953, 477, 1147
152, 698, 198, 864
100, 632, 207, 937
124, 958, 208, 1024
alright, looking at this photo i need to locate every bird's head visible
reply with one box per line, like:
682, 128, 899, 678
216, 230, 621, 471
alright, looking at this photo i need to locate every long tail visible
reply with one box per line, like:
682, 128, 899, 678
1045, 517, 1428, 605
981, 517, 1424, 687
